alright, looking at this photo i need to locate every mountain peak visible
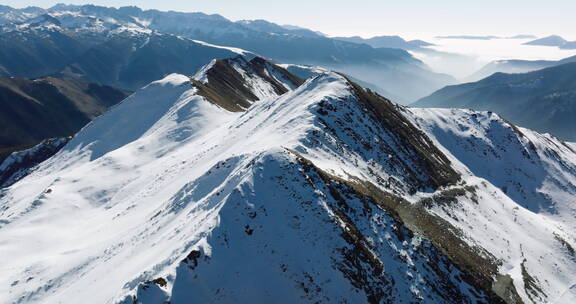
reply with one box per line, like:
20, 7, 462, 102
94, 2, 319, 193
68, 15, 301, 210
191, 56, 304, 112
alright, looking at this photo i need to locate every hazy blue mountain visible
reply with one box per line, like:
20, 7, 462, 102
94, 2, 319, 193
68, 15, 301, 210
435, 35, 500, 40
524, 35, 568, 46
281, 24, 326, 36
333, 35, 434, 50
436, 35, 537, 40
560, 41, 576, 49
140, 13, 453, 102
467, 55, 576, 81
58, 32, 248, 90
236, 19, 323, 38
523, 35, 576, 49
0, 4, 454, 103
508, 34, 537, 39
413, 62, 576, 141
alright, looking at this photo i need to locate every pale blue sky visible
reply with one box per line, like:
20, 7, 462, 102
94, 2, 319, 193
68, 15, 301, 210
3, 0, 576, 39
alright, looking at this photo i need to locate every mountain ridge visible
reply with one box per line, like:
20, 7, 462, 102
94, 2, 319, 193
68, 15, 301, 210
1, 56, 575, 303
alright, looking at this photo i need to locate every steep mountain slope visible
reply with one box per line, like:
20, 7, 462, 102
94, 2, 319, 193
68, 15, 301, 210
0, 4, 454, 103
408, 108, 576, 304
0, 77, 128, 151
0, 26, 88, 78
1, 56, 575, 304
413, 62, 576, 141
468, 55, 576, 82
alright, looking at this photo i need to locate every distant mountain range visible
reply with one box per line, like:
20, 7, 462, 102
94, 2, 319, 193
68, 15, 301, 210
0, 4, 454, 103
333, 35, 434, 50
524, 35, 576, 49
467, 55, 576, 81
414, 62, 576, 141
0, 12, 254, 89
0, 77, 128, 160
237, 19, 324, 38
436, 35, 500, 40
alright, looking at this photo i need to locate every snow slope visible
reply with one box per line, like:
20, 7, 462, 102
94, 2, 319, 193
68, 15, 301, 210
1, 57, 575, 304
409, 108, 576, 303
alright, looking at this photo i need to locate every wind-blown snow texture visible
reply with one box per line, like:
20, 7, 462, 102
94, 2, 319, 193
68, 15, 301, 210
0, 57, 575, 304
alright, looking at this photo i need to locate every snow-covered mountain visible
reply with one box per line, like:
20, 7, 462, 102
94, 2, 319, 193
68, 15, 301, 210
1, 56, 575, 304
0, 19, 252, 89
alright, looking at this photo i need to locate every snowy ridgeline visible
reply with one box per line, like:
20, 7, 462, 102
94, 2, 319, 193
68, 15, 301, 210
0, 56, 575, 304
